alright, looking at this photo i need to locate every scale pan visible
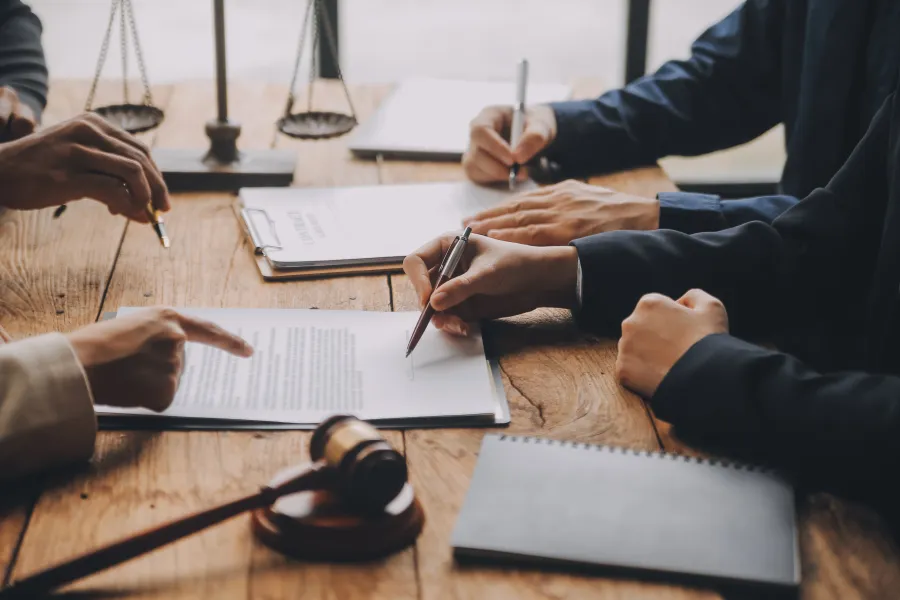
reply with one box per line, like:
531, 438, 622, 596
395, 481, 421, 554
93, 104, 165, 134
277, 111, 356, 140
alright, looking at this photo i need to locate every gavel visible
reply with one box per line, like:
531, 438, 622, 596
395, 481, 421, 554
1, 415, 409, 598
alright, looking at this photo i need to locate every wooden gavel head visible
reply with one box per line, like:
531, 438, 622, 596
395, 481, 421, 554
308, 415, 408, 513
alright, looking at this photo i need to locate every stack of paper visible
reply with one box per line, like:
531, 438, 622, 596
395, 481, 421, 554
96, 308, 509, 430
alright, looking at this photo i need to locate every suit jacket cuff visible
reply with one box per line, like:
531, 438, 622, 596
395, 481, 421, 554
657, 192, 727, 233
14, 88, 43, 121
651, 333, 758, 434
0, 332, 96, 481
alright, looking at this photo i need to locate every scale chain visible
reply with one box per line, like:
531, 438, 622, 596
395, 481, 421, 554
315, 0, 358, 122
84, 0, 155, 112
285, 0, 316, 116
120, 0, 128, 104
84, 0, 120, 111
125, 0, 155, 106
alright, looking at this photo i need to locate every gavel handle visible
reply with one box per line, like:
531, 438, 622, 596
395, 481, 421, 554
1, 491, 266, 598
2, 465, 330, 598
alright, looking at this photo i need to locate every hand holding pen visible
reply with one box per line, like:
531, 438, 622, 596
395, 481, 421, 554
405, 227, 472, 356
0, 113, 171, 245
462, 64, 558, 186
403, 229, 579, 352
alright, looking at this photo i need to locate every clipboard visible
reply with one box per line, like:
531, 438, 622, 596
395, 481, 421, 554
234, 202, 403, 280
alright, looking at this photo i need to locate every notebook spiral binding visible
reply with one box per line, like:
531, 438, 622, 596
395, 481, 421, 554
496, 434, 772, 474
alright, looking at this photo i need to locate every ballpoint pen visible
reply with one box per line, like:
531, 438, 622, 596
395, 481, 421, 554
405, 226, 472, 357
508, 58, 529, 190
53, 183, 170, 248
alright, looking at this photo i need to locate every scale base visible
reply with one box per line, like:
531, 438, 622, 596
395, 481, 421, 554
153, 148, 296, 192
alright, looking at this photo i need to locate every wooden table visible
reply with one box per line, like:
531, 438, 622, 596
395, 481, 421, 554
1, 79, 899, 599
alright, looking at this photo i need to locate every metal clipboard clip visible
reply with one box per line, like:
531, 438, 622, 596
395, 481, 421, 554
241, 207, 283, 257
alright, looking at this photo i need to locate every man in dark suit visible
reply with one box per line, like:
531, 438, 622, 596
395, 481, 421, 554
459, 0, 900, 247
0, 0, 47, 139
404, 81, 900, 508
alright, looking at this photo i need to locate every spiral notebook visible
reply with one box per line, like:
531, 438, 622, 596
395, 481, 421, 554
452, 435, 800, 590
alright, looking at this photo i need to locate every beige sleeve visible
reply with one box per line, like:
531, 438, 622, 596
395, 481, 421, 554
0, 332, 96, 482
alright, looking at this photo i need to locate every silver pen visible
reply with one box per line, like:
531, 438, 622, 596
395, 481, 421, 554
509, 58, 529, 190
406, 226, 472, 357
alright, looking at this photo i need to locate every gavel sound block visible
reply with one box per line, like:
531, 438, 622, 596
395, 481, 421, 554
1, 415, 424, 598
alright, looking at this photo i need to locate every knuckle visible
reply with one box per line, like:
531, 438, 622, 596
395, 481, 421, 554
638, 293, 664, 309
124, 158, 144, 177
155, 306, 179, 322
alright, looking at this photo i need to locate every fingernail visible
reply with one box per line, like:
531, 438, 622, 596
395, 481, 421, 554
431, 292, 446, 309
457, 323, 469, 336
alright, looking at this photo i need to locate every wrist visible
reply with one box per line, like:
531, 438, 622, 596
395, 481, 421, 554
629, 197, 661, 231
536, 246, 579, 308
66, 331, 99, 368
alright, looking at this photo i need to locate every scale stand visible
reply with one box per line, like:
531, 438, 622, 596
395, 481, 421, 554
151, 0, 295, 192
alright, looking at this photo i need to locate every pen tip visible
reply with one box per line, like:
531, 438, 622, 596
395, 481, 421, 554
405, 350, 411, 358
161, 236, 170, 249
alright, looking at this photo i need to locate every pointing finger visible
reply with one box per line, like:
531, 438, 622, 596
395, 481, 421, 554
176, 314, 254, 357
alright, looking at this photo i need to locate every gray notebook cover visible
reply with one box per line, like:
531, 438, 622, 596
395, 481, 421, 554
452, 435, 800, 589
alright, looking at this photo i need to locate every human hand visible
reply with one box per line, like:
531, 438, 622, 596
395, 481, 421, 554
0, 86, 37, 142
616, 289, 729, 398
462, 104, 556, 184
0, 112, 169, 222
403, 232, 578, 335
67, 307, 253, 412
464, 180, 660, 245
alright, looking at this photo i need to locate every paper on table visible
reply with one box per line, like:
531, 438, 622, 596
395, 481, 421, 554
96, 308, 498, 425
348, 78, 572, 158
240, 181, 534, 269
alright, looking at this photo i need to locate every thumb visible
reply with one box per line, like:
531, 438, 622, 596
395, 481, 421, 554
513, 110, 554, 164
677, 288, 720, 311
430, 266, 492, 312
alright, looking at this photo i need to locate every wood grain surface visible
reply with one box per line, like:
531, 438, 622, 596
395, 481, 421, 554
2, 78, 898, 600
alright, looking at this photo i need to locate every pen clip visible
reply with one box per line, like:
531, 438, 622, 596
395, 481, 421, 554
241, 208, 283, 256
439, 236, 461, 272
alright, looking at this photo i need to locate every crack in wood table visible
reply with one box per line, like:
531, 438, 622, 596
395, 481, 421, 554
0, 78, 898, 599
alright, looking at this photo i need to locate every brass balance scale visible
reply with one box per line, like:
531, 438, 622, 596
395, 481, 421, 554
86, 0, 358, 191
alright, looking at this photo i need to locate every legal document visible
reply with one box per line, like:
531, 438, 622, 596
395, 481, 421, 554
96, 308, 503, 427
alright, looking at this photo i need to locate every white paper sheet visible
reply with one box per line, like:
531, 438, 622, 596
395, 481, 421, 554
240, 181, 533, 269
96, 308, 498, 425
348, 78, 571, 157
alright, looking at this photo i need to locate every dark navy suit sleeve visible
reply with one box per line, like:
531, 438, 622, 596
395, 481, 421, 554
571, 91, 891, 338
0, 0, 47, 119
657, 192, 799, 232
569, 92, 896, 505
542, 0, 785, 180
654, 334, 900, 507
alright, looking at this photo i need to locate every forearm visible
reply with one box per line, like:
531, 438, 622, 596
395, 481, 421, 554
0, 333, 96, 482
571, 221, 785, 337
657, 192, 800, 233
541, 0, 784, 180
0, 0, 47, 118
653, 334, 900, 505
